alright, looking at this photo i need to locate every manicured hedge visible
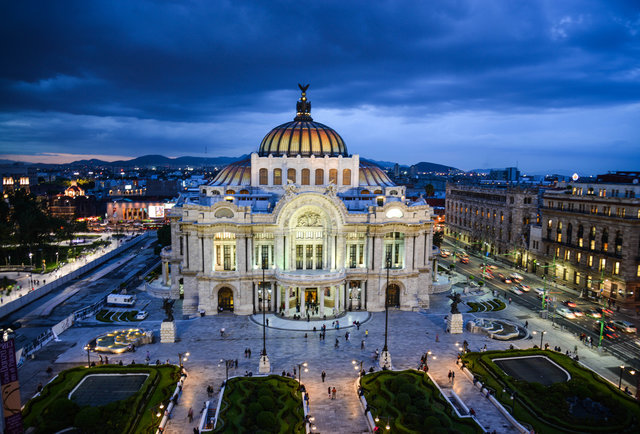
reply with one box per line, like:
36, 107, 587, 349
360, 370, 482, 433
462, 349, 640, 433
214, 375, 305, 433
22, 364, 180, 434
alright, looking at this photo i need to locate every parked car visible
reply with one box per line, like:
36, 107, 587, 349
556, 306, 576, 319
585, 309, 602, 319
562, 300, 577, 308
611, 320, 637, 334
135, 311, 148, 320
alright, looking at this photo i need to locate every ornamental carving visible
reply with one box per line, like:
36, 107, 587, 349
297, 211, 322, 227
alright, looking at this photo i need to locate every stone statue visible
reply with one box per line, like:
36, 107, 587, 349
162, 298, 175, 322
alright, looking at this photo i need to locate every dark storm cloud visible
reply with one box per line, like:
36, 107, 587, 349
0, 0, 639, 172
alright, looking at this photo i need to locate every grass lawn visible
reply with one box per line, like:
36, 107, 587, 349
462, 349, 640, 433
360, 370, 483, 433
22, 364, 180, 434
214, 375, 305, 433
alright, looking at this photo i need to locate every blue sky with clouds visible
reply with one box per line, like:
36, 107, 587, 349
1, 0, 639, 173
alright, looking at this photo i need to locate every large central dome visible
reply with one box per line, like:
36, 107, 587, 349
258, 85, 348, 157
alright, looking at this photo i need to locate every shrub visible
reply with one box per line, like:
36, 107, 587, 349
44, 398, 79, 432
74, 406, 102, 433
256, 411, 277, 430
423, 415, 441, 430
258, 395, 275, 411
247, 402, 263, 420
396, 392, 411, 408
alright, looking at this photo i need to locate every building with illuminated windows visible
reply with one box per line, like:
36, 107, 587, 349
162, 86, 435, 316
539, 174, 640, 307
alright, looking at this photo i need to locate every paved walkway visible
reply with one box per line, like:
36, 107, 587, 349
19, 287, 639, 434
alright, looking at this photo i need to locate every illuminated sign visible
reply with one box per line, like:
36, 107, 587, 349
148, 206, 165, 219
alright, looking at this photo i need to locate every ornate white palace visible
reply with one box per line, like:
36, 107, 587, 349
162, 85, 436, 317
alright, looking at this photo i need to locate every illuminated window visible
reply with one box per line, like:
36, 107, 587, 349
637, 265, 640, 277
301, 168, 310, 185
555, 247, 560, 257
343, 169, 351, 185
273, 169, 282, 185
614, 261, 620, 275
599, 258, 606, 271
576, 252, 582, 264
259, 168, 268, 185
588, 255, 593, 267
564, 250, 570, 261
315, 169, 324, 185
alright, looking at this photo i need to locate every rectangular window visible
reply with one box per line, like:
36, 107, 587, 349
588, 255, 593, 267
223, 245, 232, 270
555, 247, 560, 257
273, 169, 282, 185
564, 250, 570, 261
306, 245, 313, 269
637, 264, 640, 277
563, 268, 568, 281
315, 169, 324, 185
576, 252, 582, 264
599, 258, 606, 271
259, 168, 268, 185
589, 239, 595, 250
614, 261, 620, 275
316, 245, 323, 269
296, 245, 303, 270
287, 168, 296, 184
574, 272, 581, 284
329, 169, 338, 184
349, 244, 357, 268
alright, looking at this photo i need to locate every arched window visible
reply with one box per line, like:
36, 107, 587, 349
287, 168, 296, 184
315, 169, 324, 185
556, 222, 563, 242
329, 169, 338, 184
301, 168, 310, 185
225, 189, 235, 195
567, 223, 573, 245
615, 231, 623, 255
259, 168, 268, 185
239, 189, 249, 195
273, 168, 282, 185
361, 189, 370, 195
601, 228, 609, 252
589, 226, 596, 250
374, 189, 383, 195
342, 169, 351, 185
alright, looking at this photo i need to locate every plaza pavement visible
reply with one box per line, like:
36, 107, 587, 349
19, 286, 638, 434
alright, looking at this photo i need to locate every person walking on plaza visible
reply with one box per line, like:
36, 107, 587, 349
365, 329, 369, 338
331, 386, 336, 400
361, 339, 365, 350
321, 370, 326, 382
188, 407, 193, 423
328, 386, 331, 398
335, 338, 339, 348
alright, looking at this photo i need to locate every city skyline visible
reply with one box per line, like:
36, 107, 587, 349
1, 1, 639, 174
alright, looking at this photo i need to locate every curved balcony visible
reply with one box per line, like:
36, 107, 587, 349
275, 268, 346, 286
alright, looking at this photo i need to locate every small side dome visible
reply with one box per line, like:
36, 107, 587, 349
209, 157, 251, 186
359, 159, 394, 187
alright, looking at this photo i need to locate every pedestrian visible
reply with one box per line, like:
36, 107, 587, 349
332, 386, 337, 399
335, 338, 339, 348
220, 328, 225, 337
448, 370, 452, 382
345, 331, 349, 341
361, 339, 365, 350
435, 334, 439, 342
508, 297, 512, 305
266, 318, 269, 326
524, 320, 528, 328
321, 370, 326, 382
451, 371, 455, 382
365, 329, 369, 338
328, 386, 331, 398
188, 407, 193, 422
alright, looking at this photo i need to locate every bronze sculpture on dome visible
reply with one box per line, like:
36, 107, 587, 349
296, 83, 312, 120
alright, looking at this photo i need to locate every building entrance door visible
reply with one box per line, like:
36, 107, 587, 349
218, 287, 234, 311
386, 284, 400, 308
305, 288, 317, 304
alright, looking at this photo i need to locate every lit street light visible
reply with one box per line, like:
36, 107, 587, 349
380, 254, 392, 369
219, 359, 235, 381
259, 257, 271, 373
352, 359, 363, 375
178, 351, 190, 368
297, 361, 308, 384
532, 330, 545, 349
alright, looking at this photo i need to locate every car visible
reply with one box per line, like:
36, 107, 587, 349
556, 306, 576, 319
516, 284, 530, 292
570, 308, 583, 317
135, 311, 148, 320
489, 265, 499, 270
593, 321, 619, 340
585, 309, 602, 319
509, 286, 523, 295
459, 257, 469, 264
611, 320, 637, 334
533, 287, 545, 296
562, 300, 577, 308
440, 249, 451, 258
595, 307, 614, 317
509, 273, 524, 282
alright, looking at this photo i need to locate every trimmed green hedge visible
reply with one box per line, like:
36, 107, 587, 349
214, 375, 305, 433
22, 364, 180, 434
462, 349, 640, 433
360, 370, 482, 433
467, 298, 506, 313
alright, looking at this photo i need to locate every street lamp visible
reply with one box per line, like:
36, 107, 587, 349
84, 345, 91, 367
352, 359, 363, 375
532, 330, 545, 349
503, 387, 518, 413
297, 362, 308, 384
259, 257, 271, 374
380, 254, 392, 369
219, 359, 235, 381
178, 351, 190, 368
617, 365, 635, 390
55, 251, 59, 266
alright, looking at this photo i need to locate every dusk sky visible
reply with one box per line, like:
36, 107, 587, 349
1, 0, 639, 174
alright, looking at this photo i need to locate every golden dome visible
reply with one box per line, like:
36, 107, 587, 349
210, 157, 251, 186
258, 84, 348, 157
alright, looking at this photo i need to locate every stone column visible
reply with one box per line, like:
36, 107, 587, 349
336, 233, 345, 270
162, 261, 169, 285
203, 236, 213, 275
236, 234, 246, 273
285, 286, 290, 316
405, 234, 414, 270
373, 235, 384, 270
319, 286, 325, 314
300, 287, 306, 315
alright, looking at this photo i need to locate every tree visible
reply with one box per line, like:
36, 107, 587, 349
433, 231, 444, 248
157, 224, 171, 247
424, 184, 435, 197
8, 190, 55, 246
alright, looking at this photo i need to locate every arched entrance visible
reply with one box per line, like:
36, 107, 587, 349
218, 287, 234, 311
386, 284, 400, 308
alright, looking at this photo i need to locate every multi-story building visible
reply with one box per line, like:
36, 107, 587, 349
162, 87, 435, 316
445, 183, 540, 267
540, 174, 640, 307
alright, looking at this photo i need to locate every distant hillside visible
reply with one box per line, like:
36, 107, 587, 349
69, 154, 246, 168
411, 161, 461, 173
